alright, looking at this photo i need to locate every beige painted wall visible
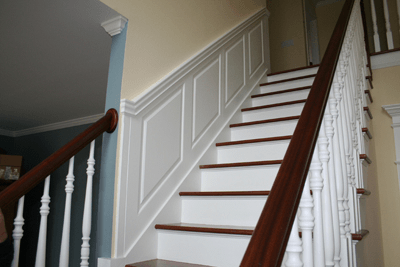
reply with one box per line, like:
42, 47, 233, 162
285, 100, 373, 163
367, 65, 400, 266
316, 0, 345, 60
268, 0, 307, 73
99, 0, 266, 100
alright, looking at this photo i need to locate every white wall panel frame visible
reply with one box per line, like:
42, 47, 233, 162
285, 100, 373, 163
111, 9, 270, 266
225, 37, 246, 108
248, 21, 265, 79
192, 56, 222, 147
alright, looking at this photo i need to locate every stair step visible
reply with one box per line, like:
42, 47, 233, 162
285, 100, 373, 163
242, 99, 307, 112
267, 65, 319, 82
260, 74, 315, 94
216, 139, 289, 163
261, 74, 317, 86
241, 101, 305, 122
180, 190, 271, 196
230, 116, 299, 141
155, 223, 253, 235
230, 115, 300, 128
180, 193, 267, 226
251, 87, 311, 106
201, 164, 279, 191
157, 227, 251, 267
200, 160, 282, 169
216, 135, 292, 146
365, 89, 373, 103
126, 259, 211, 267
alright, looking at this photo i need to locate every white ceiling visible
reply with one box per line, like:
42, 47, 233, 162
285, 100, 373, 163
0, 0, 120, 132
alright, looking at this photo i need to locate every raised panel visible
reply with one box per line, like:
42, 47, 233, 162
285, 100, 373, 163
249, 22, 264, 77
192, 58, 221, 144
225, 38, 245, 105
140, 89, 183, 204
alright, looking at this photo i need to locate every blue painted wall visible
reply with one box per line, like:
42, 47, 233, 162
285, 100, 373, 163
97, 24, 127, 258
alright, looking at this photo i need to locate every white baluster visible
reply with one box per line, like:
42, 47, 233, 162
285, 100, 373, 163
59, 157, 75, 267
298, 177, 314, 267
285, 216, 303, 267
369, 0, 381, 51
35, 176, 51, 267
383, 0, 394, 49
309, 146, 325, 267
12, 196, 25, 267
324, 100, 341, 267
80, 141, 96, 267
318, 119, 335, 267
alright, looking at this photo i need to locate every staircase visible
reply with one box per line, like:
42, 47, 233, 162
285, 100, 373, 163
127, 65, 320, 267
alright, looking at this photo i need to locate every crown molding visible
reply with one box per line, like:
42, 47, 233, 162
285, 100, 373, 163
0, 114, 104, 138
101, 15, 128, 37
383, 104, 400, 117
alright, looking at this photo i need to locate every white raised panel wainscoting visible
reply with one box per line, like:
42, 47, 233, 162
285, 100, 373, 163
101, 9, 270, 266
383, 104, 400, 189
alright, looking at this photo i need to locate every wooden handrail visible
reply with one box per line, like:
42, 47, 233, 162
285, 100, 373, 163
240, 0, 356, 266
0, 108, 118, 208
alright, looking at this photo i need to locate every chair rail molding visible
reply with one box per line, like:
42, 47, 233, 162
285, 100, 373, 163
383, 103, 400, 189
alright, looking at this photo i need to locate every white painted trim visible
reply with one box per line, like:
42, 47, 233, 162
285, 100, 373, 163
101, 15, 128, 37
383, 104, 400, 189
0, 114, 104, 137
371, 50, 400, 69
127, 8, 267, 116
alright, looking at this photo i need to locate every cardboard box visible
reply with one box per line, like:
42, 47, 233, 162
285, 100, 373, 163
0, 155, 22, 180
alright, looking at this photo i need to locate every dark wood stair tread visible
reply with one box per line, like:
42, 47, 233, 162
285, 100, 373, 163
365, 90, 373, 103
267, 64, 319, 76
155, 223, 254, 235
242, 99, 307, 112
360, 154, 372, 164
126, 259, 211, 267
362, 127, 372, 139
352, 229, 369, 241
260, 74, 316, 86
252, 86, 311, 98
366, 76, 373, 89
364, 106, 373, 119
200, 160, 282, 169
230, 116, 300, 128
357, 188, 371, 196
216, 135, 292, 147
179, 191, 271, 196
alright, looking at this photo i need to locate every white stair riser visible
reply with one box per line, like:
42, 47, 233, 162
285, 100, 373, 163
201, 165, 279, 191
158, 231, 250, 267
217, 140, 289, 163
181, 196, 267, 226
241, 103, 304, 122
252, 89, 310, 106
261, 77, 314, 93
267, 67, 318, 82
231, 120, 298, 141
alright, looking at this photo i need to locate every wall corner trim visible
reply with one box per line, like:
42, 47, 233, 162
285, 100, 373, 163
101, 15, 128, 37
383, 103, 400, 189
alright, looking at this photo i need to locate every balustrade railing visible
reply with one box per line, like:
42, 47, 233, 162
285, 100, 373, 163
0, 109, 118, 267
240, 0, 371, 266
367, 0, 400, 52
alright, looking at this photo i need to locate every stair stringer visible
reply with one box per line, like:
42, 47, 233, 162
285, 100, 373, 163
106, 9, 270, 265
